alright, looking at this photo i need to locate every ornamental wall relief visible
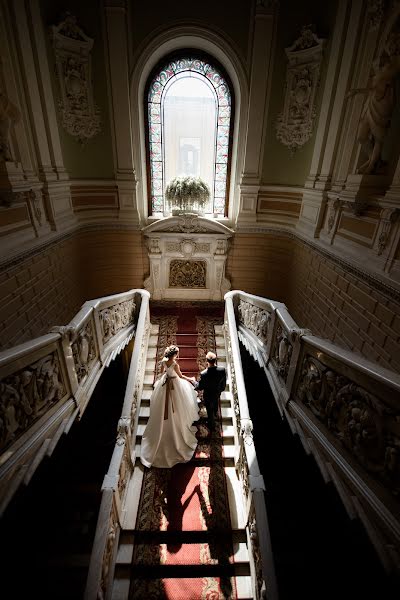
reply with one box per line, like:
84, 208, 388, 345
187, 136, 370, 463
276, 25, 325, 153
169, 260, 207, 288
50, 13, 101, 144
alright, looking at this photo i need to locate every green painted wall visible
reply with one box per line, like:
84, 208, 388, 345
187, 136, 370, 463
130, 0, 252, 65
262, 0, 338, 186
40, 0, 114, 179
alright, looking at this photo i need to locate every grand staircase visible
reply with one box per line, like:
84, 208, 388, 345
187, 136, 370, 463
111, 314, 254, 599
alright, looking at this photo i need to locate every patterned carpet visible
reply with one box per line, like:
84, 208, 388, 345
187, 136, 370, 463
130, 303, 237, 599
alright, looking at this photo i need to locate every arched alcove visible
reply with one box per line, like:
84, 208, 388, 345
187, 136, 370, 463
130, 25, 248, 226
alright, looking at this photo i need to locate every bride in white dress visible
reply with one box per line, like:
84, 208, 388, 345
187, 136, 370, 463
140, 345, 199, 468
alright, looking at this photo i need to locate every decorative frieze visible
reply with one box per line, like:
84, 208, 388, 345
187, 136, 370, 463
50, 13, 101, 143
99, 299, 136, 343
276, 26, 325, 153
237, 300, 271, 344
0, 352, 65, 452
296, 355, 400, 497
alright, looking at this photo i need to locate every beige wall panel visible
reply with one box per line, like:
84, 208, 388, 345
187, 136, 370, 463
226, 233, 292, 302
338, 214, 377, 239
0, 234, 84, 350
77, 230, 146, 299
288, 240, 400, 373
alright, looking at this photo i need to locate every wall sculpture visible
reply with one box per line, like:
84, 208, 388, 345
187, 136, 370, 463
276, 25, 325, 153
50, 13, 101, 143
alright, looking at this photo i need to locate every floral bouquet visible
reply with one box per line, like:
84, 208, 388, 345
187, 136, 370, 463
165, 176, 210, 214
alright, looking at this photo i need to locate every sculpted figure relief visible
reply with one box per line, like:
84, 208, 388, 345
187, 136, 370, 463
348, 38, 400, 174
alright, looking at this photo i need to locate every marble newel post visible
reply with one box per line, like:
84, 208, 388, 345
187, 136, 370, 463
103, 0, 139, 226
236, 0, 278, 226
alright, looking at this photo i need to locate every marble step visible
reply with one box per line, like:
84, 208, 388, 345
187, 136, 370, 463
111, 572, 253, 600
135, 423, 235, 444
138, 405, 235, 422
134, 442, 237, 463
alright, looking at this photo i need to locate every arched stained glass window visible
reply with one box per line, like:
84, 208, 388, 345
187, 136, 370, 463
146, 53, 233, 217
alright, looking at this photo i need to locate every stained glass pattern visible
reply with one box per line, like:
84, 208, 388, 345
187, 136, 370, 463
147, 55, 232, 216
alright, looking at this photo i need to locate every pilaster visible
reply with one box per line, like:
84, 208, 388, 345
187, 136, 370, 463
237, 0, 278, 226
103, 0, 139, 227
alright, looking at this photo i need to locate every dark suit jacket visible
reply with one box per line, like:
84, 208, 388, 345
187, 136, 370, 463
194, 365, 226, 401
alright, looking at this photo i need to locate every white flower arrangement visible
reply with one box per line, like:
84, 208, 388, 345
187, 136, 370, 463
165, 176, 210, 214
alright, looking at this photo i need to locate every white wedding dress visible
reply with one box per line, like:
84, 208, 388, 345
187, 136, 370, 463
140, 361, 199, 468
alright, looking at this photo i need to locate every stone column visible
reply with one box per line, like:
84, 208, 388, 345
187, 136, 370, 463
236, 0, 278, 226
103, 0, 139, 227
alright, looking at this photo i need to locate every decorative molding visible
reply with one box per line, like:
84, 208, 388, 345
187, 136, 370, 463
276, 25, 325, 153
50, 13, 101, 143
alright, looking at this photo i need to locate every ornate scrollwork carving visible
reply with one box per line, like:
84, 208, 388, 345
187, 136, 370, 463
377, 207, 400, 255
147, 238, 161, 254
99, 299, 136, 344
249, 509, 266, 599
71, 320, 96, 383
241, 419, 254, 445
276, 25, 325, 153
116, 416, 131, 446
326, 198, 342, 234
237, 300, 271, 343
50, 13, 101, 143
169, 260, 206, 288
0, 352, 65, 452
272, 324, 293, 381
166, 215, 208, 233
297, 355, 400, 496
98, 510, 117, 600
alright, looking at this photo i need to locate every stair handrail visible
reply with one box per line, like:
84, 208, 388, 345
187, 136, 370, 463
224, 291, 279, 600
231, 290, 400, 574
84, 290, 151, 600
0, 288, 147, 516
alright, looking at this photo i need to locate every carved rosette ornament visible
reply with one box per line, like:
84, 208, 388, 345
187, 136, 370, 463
0, 353, 65, 452
276, 26, 325, 153
71, 320, 96, 383
99, 299, 136, 344
237, 300, 271, 343
50, 13, 101, 143
169, 260, 206, 288
296, 355, 400, 496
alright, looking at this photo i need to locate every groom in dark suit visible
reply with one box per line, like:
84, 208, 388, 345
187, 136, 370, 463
193, 351, 226, 431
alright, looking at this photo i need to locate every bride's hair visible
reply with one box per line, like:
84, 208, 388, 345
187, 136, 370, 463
161, 345, 179, 362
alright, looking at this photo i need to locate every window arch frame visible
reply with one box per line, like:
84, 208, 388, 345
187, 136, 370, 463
144, 49, 235, 218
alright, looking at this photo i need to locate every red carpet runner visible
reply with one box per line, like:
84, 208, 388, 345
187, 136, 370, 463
130, 303, 238, 600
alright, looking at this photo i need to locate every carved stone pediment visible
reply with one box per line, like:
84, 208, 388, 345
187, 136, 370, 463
142, 216, 233, 301
143, 214, 234, 235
